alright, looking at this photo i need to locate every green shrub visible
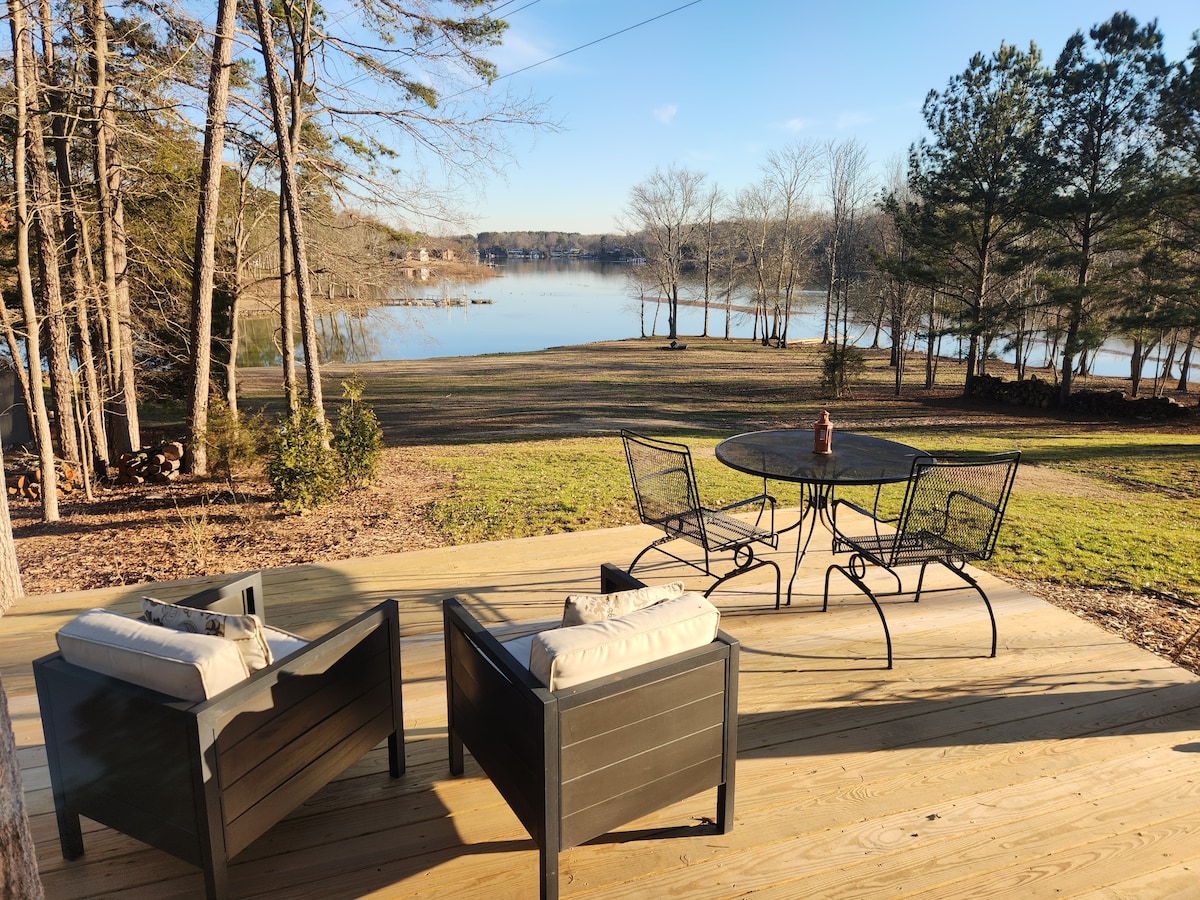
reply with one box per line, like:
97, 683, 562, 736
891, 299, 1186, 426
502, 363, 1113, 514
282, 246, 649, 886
267, 404, 340, 512
820, 344, 866, 399
334, 374, 383, 489
205, 399, 268, 480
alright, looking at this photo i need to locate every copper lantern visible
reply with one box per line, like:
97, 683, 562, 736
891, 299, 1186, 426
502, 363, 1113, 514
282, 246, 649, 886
813, 409, 833, 454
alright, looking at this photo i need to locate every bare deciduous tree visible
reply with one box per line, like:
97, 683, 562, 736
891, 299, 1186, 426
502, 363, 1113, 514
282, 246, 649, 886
622, 165, 709, 342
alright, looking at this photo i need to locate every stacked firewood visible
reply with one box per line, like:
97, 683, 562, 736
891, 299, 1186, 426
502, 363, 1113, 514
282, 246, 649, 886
4, 453, 83, 501
114, 441, 185, 485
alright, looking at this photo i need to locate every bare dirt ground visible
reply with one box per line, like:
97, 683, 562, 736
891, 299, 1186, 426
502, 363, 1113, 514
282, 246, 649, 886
10, 340, 1200, 676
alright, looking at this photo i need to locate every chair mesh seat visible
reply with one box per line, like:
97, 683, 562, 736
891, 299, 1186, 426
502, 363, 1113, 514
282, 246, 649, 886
834, 531, 974, 568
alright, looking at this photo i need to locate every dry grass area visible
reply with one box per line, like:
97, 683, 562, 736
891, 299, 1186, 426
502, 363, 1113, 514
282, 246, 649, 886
11, 338, 1200, 675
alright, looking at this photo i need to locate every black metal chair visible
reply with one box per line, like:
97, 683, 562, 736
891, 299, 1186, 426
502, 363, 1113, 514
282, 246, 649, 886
823, 451, 1021, 668
621, 430, 781, 606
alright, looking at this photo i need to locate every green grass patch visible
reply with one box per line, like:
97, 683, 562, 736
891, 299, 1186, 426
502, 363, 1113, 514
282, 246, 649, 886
421, 430, 1200, 602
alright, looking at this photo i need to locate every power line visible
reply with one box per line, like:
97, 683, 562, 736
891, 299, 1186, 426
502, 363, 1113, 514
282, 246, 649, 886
492, 0, 705, 85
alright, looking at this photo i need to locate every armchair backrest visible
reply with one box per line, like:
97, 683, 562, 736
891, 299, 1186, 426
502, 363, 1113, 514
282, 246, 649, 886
894, 451, 1021, 564
621, 430, 707, 544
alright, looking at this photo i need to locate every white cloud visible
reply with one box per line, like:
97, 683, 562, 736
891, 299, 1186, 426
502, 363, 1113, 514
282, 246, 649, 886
653, 104, 678, 125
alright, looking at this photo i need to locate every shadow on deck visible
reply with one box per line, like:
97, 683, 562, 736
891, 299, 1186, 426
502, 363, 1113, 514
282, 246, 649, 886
5, 522, 1200, 898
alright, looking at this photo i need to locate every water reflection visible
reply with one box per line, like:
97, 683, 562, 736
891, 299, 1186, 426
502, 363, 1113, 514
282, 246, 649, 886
236, 261, 1150, 380
239, 307, 390, 366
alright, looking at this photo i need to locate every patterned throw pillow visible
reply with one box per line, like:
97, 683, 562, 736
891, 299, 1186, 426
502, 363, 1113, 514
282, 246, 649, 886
561, 581, 686, 627
141, 597, 273, 672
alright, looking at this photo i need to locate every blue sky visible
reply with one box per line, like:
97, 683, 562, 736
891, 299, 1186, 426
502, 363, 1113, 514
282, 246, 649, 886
463, 0, 1198, 235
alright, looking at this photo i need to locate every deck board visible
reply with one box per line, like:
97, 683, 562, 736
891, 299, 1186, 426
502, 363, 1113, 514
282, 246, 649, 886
6, 521, 1200, 899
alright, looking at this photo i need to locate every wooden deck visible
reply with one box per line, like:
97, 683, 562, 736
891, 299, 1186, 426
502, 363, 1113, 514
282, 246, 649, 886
5, 520, 1200, 899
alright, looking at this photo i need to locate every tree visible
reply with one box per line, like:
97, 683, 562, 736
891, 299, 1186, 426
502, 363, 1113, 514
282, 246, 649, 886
909, 43, 1045, 396
821, 138, 874, 349
621, 165, 709, 341
762, 141, 821, 347
1037, 13, 1167, 400
252, 0, 324, 419
8, 0, 60, 521
871, 158, 926, 394
86, 0, 140, 456
185, 0, 240, 475
0, 436, 41, 895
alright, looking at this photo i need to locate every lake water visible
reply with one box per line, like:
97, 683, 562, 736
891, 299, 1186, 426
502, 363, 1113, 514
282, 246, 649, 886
237, 260, 1150, 380
238, 260, 819, 365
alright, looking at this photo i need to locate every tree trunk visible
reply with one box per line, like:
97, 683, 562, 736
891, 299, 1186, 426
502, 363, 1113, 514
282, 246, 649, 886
10, 0, 59, 522
278, 198, 299, 412
1177, 328, 1195, 392
254, 0, 323, 417
41, 0, 106, 470
185, 0, 238, 476
0, 402, 40, 897
25, 4, 80, 469
87, 0, 139, 457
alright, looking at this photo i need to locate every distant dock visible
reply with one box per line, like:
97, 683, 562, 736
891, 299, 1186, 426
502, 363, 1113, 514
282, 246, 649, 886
381, 297, 494, 307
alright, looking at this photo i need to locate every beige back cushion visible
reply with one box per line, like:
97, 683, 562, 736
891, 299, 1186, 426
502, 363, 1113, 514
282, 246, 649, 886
561, 580, 685, 627
531, 592, 720, 691
141, 597, 273, 672
57, 609, 250, 702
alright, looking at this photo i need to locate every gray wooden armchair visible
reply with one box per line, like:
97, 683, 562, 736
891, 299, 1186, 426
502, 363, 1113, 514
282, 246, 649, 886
443, 563, 739, 899
34, 572, 405, 900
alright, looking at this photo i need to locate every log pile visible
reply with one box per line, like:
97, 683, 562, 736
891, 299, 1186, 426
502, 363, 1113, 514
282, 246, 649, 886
1064, 389, 1192, 420
969, 373, 1059, 408
969, 373, 1195, 420
113, 441, 185, 485
4, 453, 83, 501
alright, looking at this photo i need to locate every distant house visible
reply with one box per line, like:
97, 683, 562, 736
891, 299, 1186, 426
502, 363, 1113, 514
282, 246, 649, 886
430, 248, 457, 261
404, 247, 429, 262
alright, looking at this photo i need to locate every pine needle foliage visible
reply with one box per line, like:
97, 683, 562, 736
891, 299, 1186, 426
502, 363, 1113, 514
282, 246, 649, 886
267, 404, 340, 513
334, 374, 383, 489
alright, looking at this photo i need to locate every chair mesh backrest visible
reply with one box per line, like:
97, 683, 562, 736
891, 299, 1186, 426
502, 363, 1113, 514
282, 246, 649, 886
622, 431, 706, 541
895, 452, 1020, 563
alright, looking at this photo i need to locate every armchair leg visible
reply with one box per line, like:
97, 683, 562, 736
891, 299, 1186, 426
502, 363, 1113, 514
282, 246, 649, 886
201, 859, 230, 900
947, 564, 998, 658
55, 807, 84, 860
540, 844, 559, 900
388, 731, 405, 777
704, 558, 782, 610
449, 730, 464, 776
823, 564, 894, 669
716, 781, 734, 834
919, 562, 998, 658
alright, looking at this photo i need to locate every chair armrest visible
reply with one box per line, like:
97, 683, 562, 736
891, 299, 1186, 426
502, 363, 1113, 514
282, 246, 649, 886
600, 562, 648, 593
715, 491, 777, 535
443, 597, 546, 694
716, 491, 776, 514
829, 494, 900, 549
197, 598, 399, 712
176, 572, 264, 619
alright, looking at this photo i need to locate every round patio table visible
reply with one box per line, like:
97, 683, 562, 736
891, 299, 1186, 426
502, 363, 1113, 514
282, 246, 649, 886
715, 429, 926, 605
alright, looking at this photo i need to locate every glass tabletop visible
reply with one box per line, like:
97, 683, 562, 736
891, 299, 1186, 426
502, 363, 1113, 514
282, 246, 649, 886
715, 429, 925, 486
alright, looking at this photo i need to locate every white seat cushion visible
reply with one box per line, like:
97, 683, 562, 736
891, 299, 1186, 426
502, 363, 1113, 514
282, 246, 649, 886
263, 625, 309, 661
57, 609, 250, 702
531, 592, 720, 691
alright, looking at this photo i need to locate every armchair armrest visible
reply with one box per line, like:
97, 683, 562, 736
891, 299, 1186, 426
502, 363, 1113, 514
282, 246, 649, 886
176, 572, 264, 618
